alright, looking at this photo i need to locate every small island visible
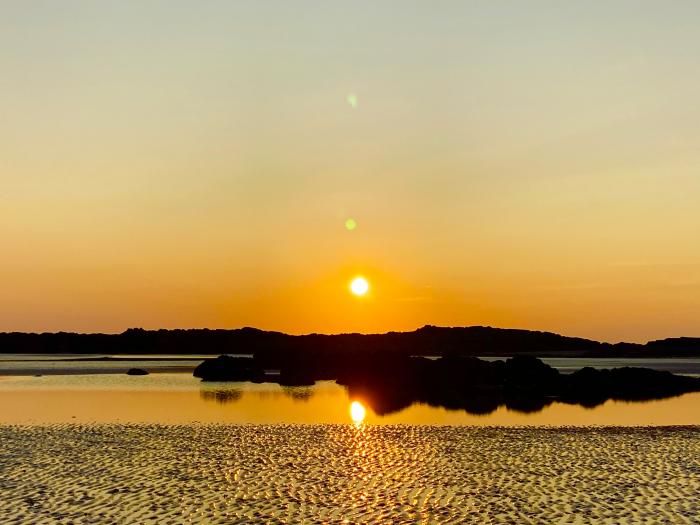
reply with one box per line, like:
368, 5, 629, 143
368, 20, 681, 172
193, 353, 700, 416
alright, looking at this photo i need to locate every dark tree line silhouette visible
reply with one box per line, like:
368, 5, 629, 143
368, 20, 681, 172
2, 325, 700, 357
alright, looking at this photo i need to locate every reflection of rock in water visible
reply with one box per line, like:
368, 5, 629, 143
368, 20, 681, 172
194, 351, 700, 418
200, 388, 243, 404
342, 356, 700, 417
282, 387, 314, 402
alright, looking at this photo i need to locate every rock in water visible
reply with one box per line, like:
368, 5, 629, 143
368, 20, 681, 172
193, 355, 261, 382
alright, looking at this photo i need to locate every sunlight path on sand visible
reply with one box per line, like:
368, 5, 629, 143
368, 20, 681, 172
0, 425, 698, 523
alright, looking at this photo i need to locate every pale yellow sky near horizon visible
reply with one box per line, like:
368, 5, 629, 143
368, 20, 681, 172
2, 1, 700, 343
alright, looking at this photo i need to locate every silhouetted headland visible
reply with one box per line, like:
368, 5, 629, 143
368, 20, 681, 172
194, 353, 700, 416
2, 325, 700, 357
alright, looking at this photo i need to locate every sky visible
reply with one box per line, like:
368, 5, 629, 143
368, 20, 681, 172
2, 1, 700, 342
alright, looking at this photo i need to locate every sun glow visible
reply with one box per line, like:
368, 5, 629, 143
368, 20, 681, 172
350, 401, 366, 423
349, 276, 369, 296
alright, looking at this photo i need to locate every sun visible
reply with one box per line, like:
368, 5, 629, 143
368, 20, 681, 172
349, 276, 369, 296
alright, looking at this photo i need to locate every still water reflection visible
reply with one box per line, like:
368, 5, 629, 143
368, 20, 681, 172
350, 400, 367, 424
0, 374, 698, 426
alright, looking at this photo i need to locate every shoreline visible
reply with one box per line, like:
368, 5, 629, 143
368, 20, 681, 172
3, 422, 700, 428
0, 366, 196, 376
3, 354, 700, 378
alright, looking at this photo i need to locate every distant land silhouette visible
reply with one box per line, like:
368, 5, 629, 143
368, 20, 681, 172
2, 325, 700, 357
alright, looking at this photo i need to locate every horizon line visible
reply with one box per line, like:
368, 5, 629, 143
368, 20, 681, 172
1, 324, 697, 346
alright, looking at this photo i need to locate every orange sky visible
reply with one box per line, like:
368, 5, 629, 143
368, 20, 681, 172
2, 2, 700, 342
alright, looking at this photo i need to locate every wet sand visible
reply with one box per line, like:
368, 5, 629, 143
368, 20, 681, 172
0, 425, 698, 524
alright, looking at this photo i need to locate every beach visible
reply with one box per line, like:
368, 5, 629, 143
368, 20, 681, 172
1, 424, 697, 524
1, 360, 699, 524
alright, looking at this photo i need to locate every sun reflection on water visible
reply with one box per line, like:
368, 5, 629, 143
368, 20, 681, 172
350, 400, 366, 425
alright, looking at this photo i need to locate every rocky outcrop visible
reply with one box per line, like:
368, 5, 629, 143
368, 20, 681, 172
193, 352, 700, 416
193, 355, 261, 382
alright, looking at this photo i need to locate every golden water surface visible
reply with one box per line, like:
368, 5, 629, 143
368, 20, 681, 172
0, 374, 698, 426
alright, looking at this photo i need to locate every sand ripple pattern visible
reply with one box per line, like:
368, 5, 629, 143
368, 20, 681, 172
0, 425, 698, 524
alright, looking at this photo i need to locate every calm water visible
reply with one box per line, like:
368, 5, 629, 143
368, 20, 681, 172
1, 355, 699, 426
0, 373, 699, 426
1, 354, 699, 376
0, 354, 239, 374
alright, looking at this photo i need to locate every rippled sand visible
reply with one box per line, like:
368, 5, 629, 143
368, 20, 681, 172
0, 425, 698, 524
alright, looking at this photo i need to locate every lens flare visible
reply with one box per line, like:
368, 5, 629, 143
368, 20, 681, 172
345, 218, 357, 231
350, 401, 366, 423
349, 276, 369, 296
347, 93, 358, 108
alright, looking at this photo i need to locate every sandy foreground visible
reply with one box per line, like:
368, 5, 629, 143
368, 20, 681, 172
0, 425, 698, 524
